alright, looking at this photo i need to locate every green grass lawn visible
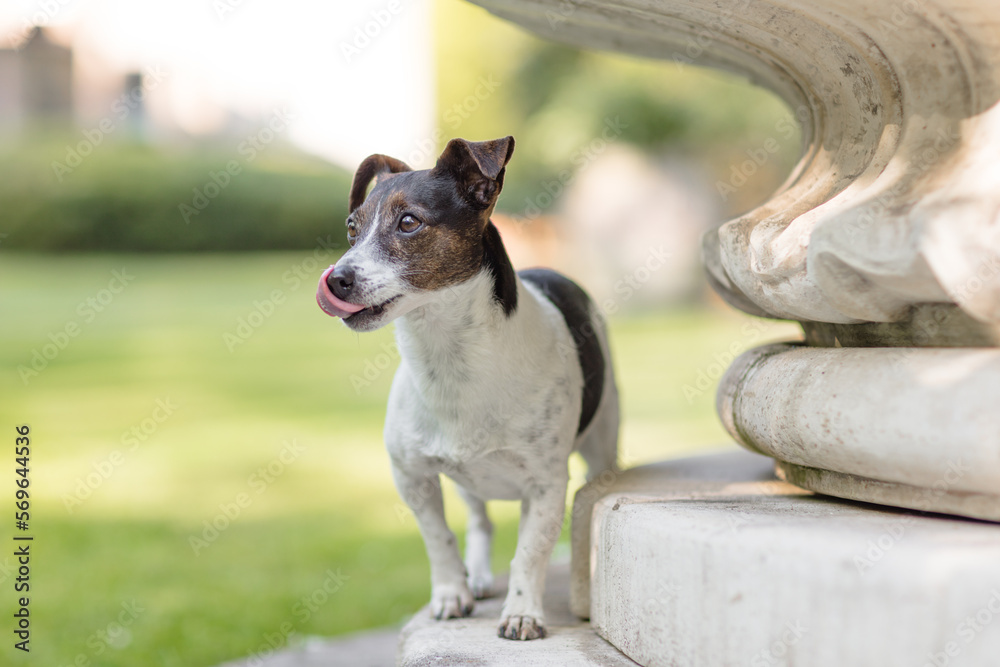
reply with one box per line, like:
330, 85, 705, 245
0, 252, 799, 666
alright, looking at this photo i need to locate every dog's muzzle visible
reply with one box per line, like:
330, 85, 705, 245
317, 265, 366, 319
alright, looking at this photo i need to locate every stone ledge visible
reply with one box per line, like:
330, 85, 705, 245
398, 561, 638, 667
584, 450, 1000, 667
569, 446, 808, 618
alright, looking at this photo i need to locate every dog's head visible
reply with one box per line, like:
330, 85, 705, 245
317, 136, 515, 332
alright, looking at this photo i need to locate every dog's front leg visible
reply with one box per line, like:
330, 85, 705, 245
498, 480, 568, 640
391, 464, 474, 620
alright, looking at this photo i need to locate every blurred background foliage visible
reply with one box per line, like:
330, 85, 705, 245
436, 0, 800, 219
0, 0, 799, 253
0, 136, 352, 251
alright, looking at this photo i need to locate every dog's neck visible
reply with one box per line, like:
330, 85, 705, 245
396, 269, 500, 352
393, 226, 523, 398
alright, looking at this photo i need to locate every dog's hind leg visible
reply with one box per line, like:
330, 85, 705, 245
576, 378, 620, 482
570, 358, 620, 621
458, 485, 494, 599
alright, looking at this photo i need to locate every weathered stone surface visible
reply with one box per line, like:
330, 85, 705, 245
569, 445, 807, 619
800, 304, 1000, 348
398, 562, 639, 666
718, 343, 1000, 520
587, 450, 1000, 667
466, 0, 1000, 328
776, 461, 1000, 524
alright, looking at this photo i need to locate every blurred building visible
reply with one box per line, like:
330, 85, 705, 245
0, 27, 73, 134
0, 26, 152, 142
0, 1, 436, 168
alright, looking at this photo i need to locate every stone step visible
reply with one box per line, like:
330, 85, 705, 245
398, 561, 639, 666
577, 449, 1000, 667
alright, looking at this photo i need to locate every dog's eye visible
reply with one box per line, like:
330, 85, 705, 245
346, 220, 358, 245
399, 215, 422, 234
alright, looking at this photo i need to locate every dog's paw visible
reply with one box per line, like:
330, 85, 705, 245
466, 568, 494, 599
497, 614, 547, 640
430, 583, 474, 620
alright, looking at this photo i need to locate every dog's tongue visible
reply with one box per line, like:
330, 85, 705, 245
317, 265, 365, 318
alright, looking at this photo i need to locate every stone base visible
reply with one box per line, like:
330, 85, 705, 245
718, 343, 1000, 521
776, 461, 1000, 524
579, 450, 1000, 667
569, 446, 809, 618
398, 562, 638, 666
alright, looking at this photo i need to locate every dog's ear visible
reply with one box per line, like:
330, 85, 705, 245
349, 154, 412, 213
433, 136, 515, 210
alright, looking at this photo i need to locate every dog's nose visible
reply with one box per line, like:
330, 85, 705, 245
329, 264, 356, 300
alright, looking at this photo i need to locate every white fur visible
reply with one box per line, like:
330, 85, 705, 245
383, 268, 619, 639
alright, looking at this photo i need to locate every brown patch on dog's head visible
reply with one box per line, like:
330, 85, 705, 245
344, 136, 516, 296
332, 137, 517, 330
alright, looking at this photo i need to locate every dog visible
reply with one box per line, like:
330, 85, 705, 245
316, 136, 619, 640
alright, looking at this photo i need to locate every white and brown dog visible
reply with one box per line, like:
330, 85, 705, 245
316, 136, 619, 640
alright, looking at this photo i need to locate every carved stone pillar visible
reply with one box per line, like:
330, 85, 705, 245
466, 0, 1000, 521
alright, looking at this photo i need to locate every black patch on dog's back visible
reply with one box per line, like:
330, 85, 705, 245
519, 269, 605, 435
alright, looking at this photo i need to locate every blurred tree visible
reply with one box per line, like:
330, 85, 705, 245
0, 137, 352, 252
434, 0, 802, 219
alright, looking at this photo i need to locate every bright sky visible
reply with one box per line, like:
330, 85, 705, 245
0, 0, 435, 168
